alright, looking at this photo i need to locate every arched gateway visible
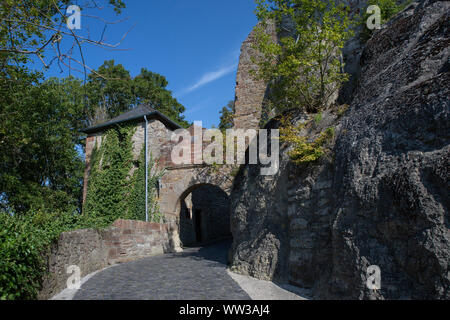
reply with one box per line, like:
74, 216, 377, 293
81, 105, 234, 251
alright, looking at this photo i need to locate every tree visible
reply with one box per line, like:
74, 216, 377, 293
0, 73, 85, 214
218, 100, 235, 131
0, 0, 127, 75
0, 1, 128, 216
133, 68, 188, 127
85, 60, 189, 127
252, 0, 354, 114
84, 60, 134, 124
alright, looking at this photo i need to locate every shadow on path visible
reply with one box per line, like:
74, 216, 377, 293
73, 240, 249, 300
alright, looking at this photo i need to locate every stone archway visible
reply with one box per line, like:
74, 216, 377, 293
179, 183, 231, 247
157, 165, 235, 251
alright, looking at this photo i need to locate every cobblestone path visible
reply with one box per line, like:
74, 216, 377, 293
73, 240, 251, 300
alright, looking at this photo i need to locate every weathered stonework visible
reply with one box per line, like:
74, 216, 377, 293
233, 21, 276, 130
229, 0, 450, 299
83, 117, 234, 254
131, 119, 173, 162
38, 219, 174, 300
158, 165, 234, 226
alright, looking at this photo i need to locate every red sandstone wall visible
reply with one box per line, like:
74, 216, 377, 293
38, 219, 175, 300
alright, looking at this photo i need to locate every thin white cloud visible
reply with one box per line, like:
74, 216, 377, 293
183, 105, 205, 115
181, 63, 237, 96
183, 98, 214, 115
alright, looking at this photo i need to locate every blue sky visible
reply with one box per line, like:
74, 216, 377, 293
29, 0, 258, 128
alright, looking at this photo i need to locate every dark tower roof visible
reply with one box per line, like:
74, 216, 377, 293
81, 105, 182, 134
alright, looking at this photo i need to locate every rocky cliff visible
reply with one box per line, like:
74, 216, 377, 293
229, 0, 449, 299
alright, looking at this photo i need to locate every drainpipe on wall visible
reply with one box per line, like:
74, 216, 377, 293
144, 115, 149, 222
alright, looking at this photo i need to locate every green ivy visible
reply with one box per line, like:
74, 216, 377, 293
0, 123, 166, 300
127, 148, 165, 223
84, 124, 164, 225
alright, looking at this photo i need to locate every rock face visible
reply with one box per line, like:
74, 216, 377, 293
229, 0, 449, 299
329, 0, 450, 299
230, 110, 340, 288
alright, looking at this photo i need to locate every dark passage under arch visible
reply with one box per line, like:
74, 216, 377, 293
179, 184, 231, 247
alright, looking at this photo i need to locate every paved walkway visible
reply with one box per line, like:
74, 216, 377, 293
63, 240, 308, 300
73, 240, 251, 300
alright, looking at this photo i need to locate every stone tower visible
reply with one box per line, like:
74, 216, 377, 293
233, 22, 276, 130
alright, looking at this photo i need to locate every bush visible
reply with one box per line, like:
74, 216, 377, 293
0, 209, 82, 300
280, 116, 335, 165
252, 0, 355, 114
0, 208, 106, 300
0, 213, 47, 300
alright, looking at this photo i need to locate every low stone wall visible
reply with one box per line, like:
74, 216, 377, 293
104, 219, 172, 264
38, 219, 175, 300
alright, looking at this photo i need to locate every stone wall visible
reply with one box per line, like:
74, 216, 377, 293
229, 0, 450, 299
83, 118, 173, 203
229, 110, 339, 285
233, 21, 276, 130
38, 219, 175, 300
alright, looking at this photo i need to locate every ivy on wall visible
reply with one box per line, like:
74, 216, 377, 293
83, 124, 164, 225
128, 148, 165, 222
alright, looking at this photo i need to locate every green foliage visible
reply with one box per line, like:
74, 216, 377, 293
85, 60, 189, 128
127, 149, 165, 223
218, 100, 235, 131
84, 124, 164, 225
230, 166, 242, 177
0, 213, 47, 300
361, 0, 412, 41
0, 209, 85, 300
280, 116, 335, 165
252, 0, 355, 114
0, 71, 85, 214
314, 113, 323, 124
